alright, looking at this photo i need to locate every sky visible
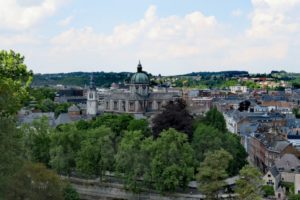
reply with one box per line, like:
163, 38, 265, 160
0, 0, 299, 75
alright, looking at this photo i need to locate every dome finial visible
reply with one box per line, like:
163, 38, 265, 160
137, 60, 142, 72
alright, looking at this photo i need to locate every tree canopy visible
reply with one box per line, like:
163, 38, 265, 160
235, 165, 263, 200
196, 149, 233, 200
0, 50, 33, 116
202, 107, 227, 132
152, 99, 193, 139
150, 128, 194, 192
5, 162, 65, 200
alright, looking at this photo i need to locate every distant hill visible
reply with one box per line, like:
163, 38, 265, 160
183, 71, 249, 77
31, 70, 250, 88
32, 72, 133, 88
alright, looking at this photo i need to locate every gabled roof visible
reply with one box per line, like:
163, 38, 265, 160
68, 104, 80, 112
269, 166, 280, 177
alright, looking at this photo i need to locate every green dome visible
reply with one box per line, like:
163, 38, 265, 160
131, 72, 149, 84
130, 61, 149, 84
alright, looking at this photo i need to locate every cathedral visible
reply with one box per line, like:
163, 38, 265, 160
86, 61, 181, 116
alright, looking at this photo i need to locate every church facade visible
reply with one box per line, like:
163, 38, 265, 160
86, 62, 182, 116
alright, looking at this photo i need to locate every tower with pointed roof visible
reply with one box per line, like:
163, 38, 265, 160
87, 74, 98, 115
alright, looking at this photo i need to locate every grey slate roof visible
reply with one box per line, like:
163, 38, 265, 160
68, 104, 80, 112
18, 112, 56, 127
269, 166, 280, 177
271, 141, 290, 152
275, 154, 300, 172
55, 113, 82, 126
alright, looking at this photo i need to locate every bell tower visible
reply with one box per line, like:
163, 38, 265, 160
87, 74, 98, 115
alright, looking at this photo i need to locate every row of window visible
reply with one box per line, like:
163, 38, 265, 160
106, 101, 162, 111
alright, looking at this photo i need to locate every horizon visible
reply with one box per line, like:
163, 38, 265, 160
1, 0, 300, 75
33, 66, 293, 76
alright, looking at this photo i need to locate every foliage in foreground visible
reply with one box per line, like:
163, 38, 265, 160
196, 149, 233, 200
6, 162, 65, 200
235, 165, 263, 200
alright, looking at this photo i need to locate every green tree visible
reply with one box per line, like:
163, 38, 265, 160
196, 149, 233, 200
5, 162, 64, 200
75, 126, 114, 180
92, 114, 133, 133
192, 124, 223, 165
0, 50, 33, 116
0, 50, 32, 198
223, 134, 248, 176
262, 185, 274, 197
192, 124, 247, 175
203, 107, 227, 132
91, 114, 134, 152
127, 118, 151, 136
235, 165, 263, 200
293, 108, 300, 119
0, 117, 23, 198
150, 129, 194, 192
29, 87, 56, 102
290, 194, 300, 200
36, 98, 56, 112
63, 184, 80, 200
21, 116, 52, 165
115, 131, 152, 191
76, 119, 90, 130
49, 126, 83, 175
54, 102, 71, 117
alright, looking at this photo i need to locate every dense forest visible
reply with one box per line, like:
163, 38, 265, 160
32, 72, 133, 87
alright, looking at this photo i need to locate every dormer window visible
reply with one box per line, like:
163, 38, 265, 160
291, 168, 295, 172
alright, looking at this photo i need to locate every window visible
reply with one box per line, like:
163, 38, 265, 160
268, 174, 271, 177
129, 102, 135, 111
291, 168, 295, 172
114, 101, 118, 110
267, 180, 274, 185
157, 102, 161, 110
122, 101, 126, 111
148, 102, 152, 109
89, 93, 93, 99
106, 102, 109, 109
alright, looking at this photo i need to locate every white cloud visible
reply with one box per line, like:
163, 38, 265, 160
50, 5, 224, 69
47, 4, 300, 74
0, 0, 69, 30
58, 15, 73, 26
4, 3, 300, 74
247, 0, 300, 38
0, 33, 40, 46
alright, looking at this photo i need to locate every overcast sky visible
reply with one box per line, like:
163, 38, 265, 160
0, 0, 299, 75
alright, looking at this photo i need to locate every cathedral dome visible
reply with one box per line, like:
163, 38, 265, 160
130, 61, 149, 84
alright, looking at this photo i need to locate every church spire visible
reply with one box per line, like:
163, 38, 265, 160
137, 60, 142, 72
89, 73, 96, 89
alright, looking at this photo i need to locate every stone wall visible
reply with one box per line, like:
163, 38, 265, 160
66, 177, 236, 200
